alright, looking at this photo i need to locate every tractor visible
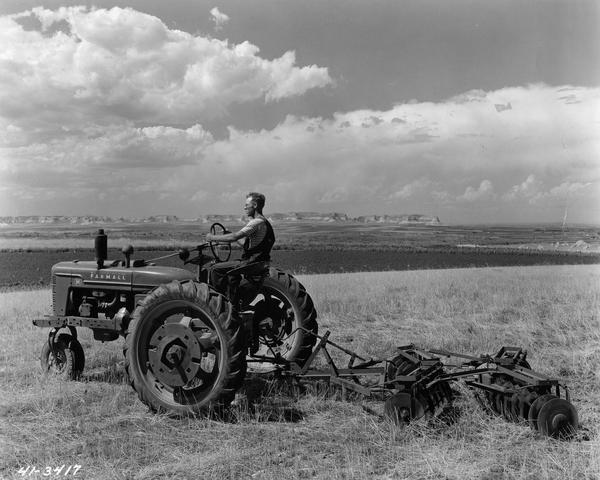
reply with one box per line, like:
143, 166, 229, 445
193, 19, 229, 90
34, 224, 318, 415
33, 226, 580, 438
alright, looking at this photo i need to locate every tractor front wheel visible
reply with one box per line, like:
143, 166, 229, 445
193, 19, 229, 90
124, 280, 246, 416
40, 334, 84, 380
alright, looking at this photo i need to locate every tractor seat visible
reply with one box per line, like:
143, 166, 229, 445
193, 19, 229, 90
225, 261, 269, 278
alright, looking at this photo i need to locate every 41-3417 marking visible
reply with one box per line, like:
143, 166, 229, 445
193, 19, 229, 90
17, 465, 82, 477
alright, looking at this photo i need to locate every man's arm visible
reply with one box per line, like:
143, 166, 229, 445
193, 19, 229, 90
206, 229, 247, 244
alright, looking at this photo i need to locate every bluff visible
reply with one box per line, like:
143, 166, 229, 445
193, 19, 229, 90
0, 213, 440, 225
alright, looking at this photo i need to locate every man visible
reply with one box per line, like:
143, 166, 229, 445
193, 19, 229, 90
206, 192, 275, 297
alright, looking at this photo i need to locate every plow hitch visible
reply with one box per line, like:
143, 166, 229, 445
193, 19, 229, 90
277, 329, 578, 439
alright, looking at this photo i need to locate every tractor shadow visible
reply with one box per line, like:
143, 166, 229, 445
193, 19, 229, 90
227, 374, 306, 423
80, 366, 307, 423
79, 361, 129, 385
226, 373, 389, 424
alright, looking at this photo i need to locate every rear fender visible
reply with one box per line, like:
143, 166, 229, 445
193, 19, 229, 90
237, 279, 263, 304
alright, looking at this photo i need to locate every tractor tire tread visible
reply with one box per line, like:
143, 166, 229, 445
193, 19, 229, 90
123, 280, 246, 416
266, 267, 318, 366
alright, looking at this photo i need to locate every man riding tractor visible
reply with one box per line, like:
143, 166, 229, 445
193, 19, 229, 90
34, 191, 317, 415
206, 191, 275, 304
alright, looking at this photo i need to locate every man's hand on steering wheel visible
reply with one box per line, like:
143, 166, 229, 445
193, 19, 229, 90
207, 222, 232, 262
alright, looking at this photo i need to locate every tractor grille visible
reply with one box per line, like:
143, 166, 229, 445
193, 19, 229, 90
52, 274, 56, 308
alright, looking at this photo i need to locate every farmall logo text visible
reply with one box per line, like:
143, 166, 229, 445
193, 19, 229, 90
90, 272, 127, 281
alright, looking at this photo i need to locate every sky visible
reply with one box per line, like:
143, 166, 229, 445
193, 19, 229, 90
0, 0, 598, 223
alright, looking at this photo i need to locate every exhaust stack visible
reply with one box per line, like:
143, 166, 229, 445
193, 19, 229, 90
95, 229, 107, 269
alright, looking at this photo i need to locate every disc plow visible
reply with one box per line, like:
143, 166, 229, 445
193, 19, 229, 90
274, 330, 578, 439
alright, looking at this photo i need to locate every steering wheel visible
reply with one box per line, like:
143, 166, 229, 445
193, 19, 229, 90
209, 222, 232, 262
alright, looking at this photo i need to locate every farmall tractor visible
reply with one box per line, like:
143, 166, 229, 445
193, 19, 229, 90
34, 225, 317, 415
34, 227, 580, 438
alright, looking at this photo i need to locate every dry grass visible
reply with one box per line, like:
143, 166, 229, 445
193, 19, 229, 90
1, 265, 599, 479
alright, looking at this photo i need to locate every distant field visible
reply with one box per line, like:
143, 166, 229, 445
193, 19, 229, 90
1, 265, 599, 479
3, 221, 600, 289
2, 247, 600, 289
1, 220, 599, 251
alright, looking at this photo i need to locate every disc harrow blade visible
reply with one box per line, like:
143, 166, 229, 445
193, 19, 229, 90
384, 381, 453, 425
384, 392, 426, 424
518, 392, 538, 421
537, 398, 578, 439
503, 395, 515, 422
494, 392, 504, 415
527, 394, 557, 431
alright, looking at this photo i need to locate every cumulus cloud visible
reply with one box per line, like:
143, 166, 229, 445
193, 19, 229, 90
0, 6, 331, 134
0, 30, 598, 229
210, 7, 230, 31
458, 180, 495, 202
319, 187, 349, 203
503, 175, 543, 201
192, 84, 599, 219
388, 179, 433, 200
547, 181, 594, 199
0, 124, 214, 202
503, 175, 594, 205
0, 125, 216, 215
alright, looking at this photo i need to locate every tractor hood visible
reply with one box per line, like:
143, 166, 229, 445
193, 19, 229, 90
52, 261, 195, 290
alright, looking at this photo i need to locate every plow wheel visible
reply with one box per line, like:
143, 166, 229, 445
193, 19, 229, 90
40, 333, 84, 380
384, 392, 426, 424
527, 394, 556, 431
536, 398, 578, 439
244, 268, 318, 367
124, 281, 246, 416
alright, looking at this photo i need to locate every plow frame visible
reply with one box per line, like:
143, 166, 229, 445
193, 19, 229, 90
266, 328, 570, 400
253, 327, 577, 437
247, 327, 579, 438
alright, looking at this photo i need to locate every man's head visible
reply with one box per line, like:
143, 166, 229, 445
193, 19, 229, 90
245, 192, 265, 215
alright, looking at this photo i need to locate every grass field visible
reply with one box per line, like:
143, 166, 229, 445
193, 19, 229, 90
1, 265, 599, 479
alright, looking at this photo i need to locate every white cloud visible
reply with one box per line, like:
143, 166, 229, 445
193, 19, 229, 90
388, 179, 433, 200
318, 187, 349, 203
210, 7, 230, 31
547, 181, 593, 199
0, 6, 331, 134
191, 84, 599, 219
458, 180, 495, 202
265, 51, 335, 101
0, 124, 214, 195
503, 175, 543, 201
0, 46, 598, 225
503, 175, 595, 206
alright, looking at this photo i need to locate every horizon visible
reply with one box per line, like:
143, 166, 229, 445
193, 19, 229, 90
1, 212, 599, 229
0, 1, 598, 223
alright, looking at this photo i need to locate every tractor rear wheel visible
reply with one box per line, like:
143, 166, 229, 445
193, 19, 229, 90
243, 268, 318, 368
124, 280, 246, 416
